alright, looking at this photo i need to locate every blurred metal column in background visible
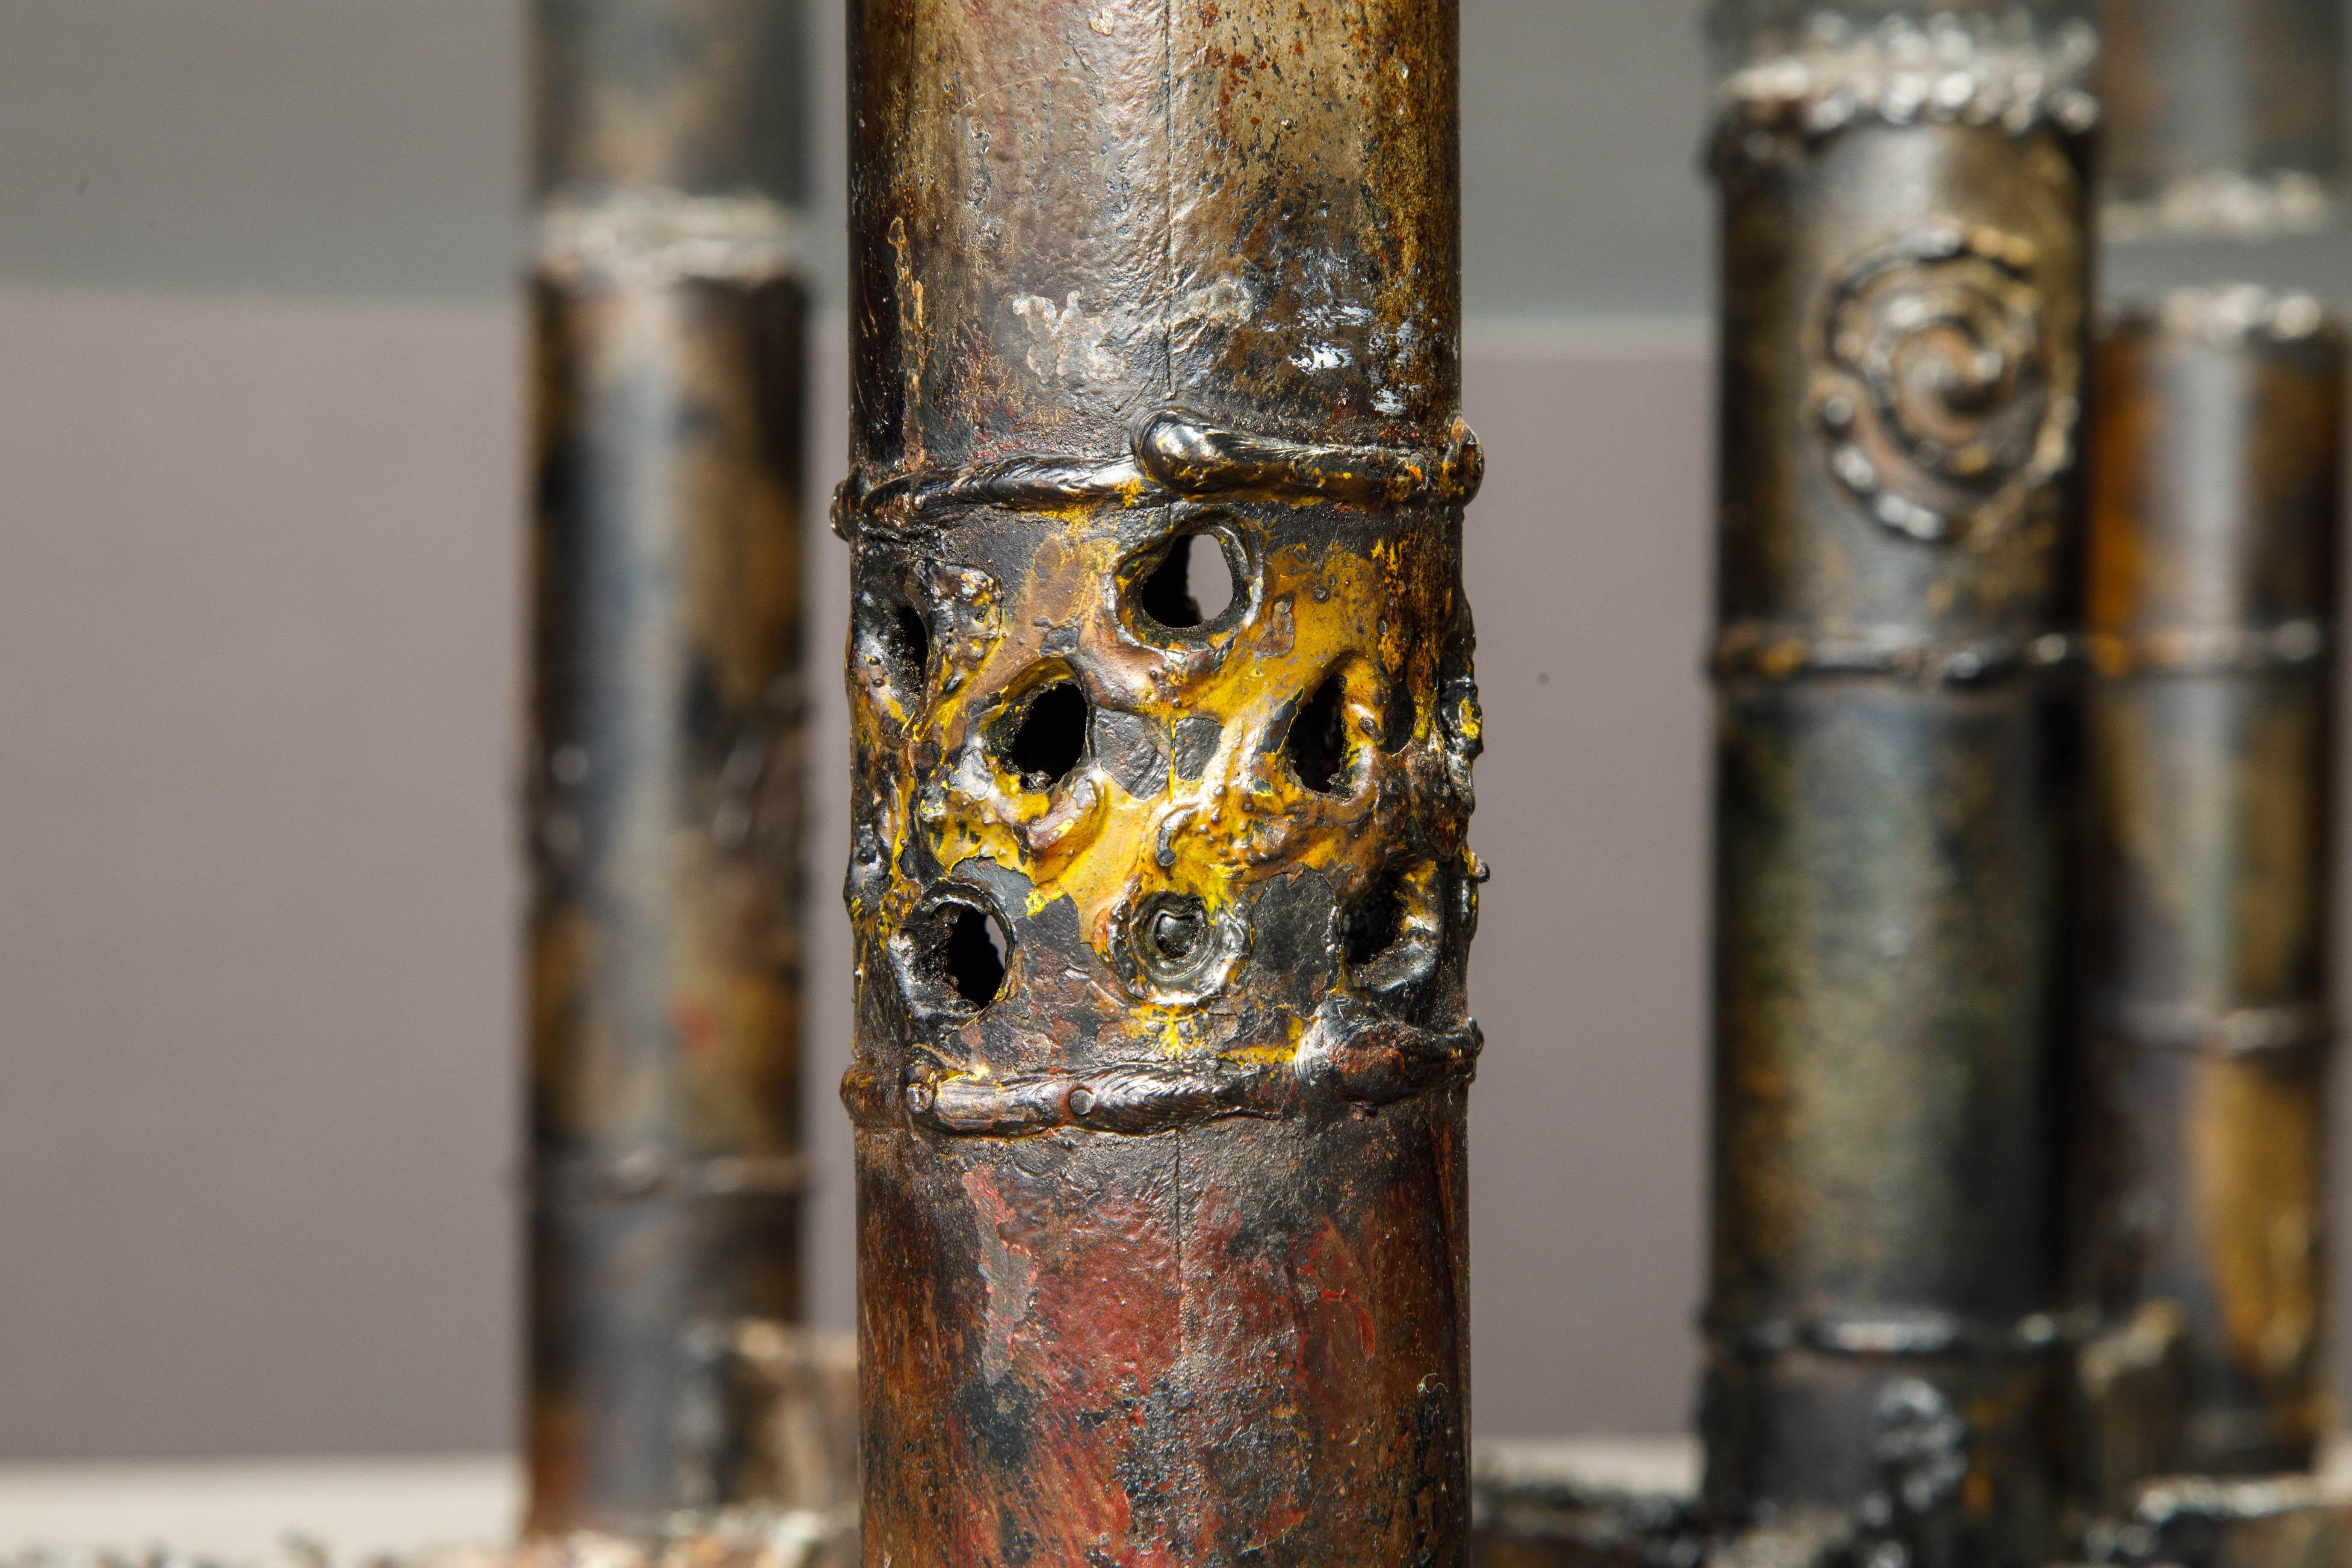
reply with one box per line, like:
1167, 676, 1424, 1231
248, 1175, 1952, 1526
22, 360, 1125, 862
2097, 0, 2346, 239
2074, 5, 2349, 1563
2076, 292, 2346, 1535
840, 1, 1483, 1560
1700, 4, 2095, 1562
526, 0, 848, 1542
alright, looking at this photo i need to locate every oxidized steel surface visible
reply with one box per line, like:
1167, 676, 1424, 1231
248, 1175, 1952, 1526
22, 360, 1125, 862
527, 0, 813, 1537
2079, 287, 2347, 1483
1700, 7, 2095, 1562
2095, 0, 2345, 239
840, 2, 1482, 1561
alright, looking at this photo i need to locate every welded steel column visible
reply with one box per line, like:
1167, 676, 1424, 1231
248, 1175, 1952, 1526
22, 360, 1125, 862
526, 0, 814, 1537
2097, 0, 2345, 239
840, 3, 1483, 1561
1701, 6, 2096, 1561
2081, 288, 2346, 1481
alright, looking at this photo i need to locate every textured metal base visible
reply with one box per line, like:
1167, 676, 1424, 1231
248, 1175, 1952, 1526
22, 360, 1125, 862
0, 1335, 858, 1568
2078, 1465, 2352, 1568
1471, 1438, 1856, 1568
1, 1516, 855, 1568
1472, 1439, 2352, 1568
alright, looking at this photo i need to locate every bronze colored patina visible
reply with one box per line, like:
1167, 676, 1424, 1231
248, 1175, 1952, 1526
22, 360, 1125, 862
1701, 5, 2096, 1562
526, 0, 816, 1537
2079, 287, 2346, 1485
840, 2, 1482, 1560
2096, 0, 2345, 239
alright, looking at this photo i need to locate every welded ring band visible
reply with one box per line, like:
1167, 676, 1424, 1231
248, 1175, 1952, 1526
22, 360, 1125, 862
1704, 1306, 2094, 1361
533, 191, 804, 284
1711, 623, 2077, 686
2084, 620, 2331, 676
528, 1150, 811, 1208
2095, 999, 2334, 1060
833, 412, 1484, 534
1710, 23, 2100, 177
840, 1004, 1481, 1138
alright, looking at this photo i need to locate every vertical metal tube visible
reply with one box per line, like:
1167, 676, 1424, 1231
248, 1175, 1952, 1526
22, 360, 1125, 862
840, 3, 1482, 1561
1700, 6, 2096, 1561
2082, 287, 2346, 1481
2096, 0, 2346, 239
526, 0, 817, 1538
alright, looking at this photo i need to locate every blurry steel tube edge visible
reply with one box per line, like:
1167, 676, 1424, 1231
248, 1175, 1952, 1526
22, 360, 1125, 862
2078, 288, 2347, 1494
840, 0, 1483, 1561
1699, 4, 2095, 1563
2096, 0, 2346, 242
524, 0, 851, 1543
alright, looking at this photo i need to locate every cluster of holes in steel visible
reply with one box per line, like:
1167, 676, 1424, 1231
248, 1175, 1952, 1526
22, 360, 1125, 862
914, 849, 1427, 1026
926, 871, 1427, 1019
993, 666, 1387, 800
877, 530, 1425, 1016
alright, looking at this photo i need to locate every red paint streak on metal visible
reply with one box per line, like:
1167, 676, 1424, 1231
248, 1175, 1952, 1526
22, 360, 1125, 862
958, 1166, 1037, 1381
957, 1161, 1189, 1565
1309, 1218, 1380, 1360
1182, 1179, 1314, 1554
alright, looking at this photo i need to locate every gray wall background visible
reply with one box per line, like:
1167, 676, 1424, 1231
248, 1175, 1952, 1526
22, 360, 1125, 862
0, 0, 2346, 1460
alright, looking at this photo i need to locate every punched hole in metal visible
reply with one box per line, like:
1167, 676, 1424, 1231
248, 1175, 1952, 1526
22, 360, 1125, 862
1135, 533, 1238, 630
1007, 681, 1090, 790
1345, 873, 1409, 970
860, 591, 931, 708
1138, 894, 1212, 983
1149, 906, 1205, 966
1380, 684, 1415, 751
1284, 672, 1350, 794
939, 904, 1009, 1010
891, 602, 931, 682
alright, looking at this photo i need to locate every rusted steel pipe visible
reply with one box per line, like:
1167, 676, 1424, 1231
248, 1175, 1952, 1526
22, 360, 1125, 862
2095, 0, 2345, 239
1700, 5, 2096, 1560
839, 2, 1483, 1561
525, 0, 815, 1536
2080, 286, 2346, 1483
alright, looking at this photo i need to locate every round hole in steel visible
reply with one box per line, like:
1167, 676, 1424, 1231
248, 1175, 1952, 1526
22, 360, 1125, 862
1006, 681, 1090, 790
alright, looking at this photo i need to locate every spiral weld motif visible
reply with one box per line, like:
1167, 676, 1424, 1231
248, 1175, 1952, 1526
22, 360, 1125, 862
1813, 226, 2077, 544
